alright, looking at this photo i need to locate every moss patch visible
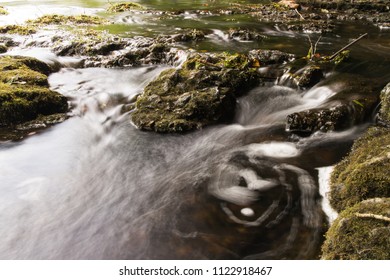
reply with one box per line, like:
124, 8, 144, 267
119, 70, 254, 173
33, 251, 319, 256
330, 126, 390, 212
132, 52, 261, 132
0, 56, 68, 127
379, 82, 390, 124
107, 2, 145, 12
28, 14, 108, 26
0, 25, 37, 35
322, 198, 390, 260
0, 6, 8, 15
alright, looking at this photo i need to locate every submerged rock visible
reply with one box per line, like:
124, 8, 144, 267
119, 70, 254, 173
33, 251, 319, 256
132, 52, 262, 132
0, 56, 68, 128
329, 127, 390, 212
322, 198, 390, 260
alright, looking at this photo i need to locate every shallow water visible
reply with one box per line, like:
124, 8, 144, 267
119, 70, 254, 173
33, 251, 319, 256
0, 0, 389, 259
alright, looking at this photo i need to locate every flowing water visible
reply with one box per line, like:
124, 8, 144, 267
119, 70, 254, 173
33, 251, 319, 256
0, 0, 389, 259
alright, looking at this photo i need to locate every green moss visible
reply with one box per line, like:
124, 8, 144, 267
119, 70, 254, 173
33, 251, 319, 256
132, 52, 261, 132
0, 56, 68, 127
107, 2, 145, 12
0, 25, 37, 35
379, 82, 390, 123
322, 198, 390, 260
28, 14, 108, 25
0, 6, 8, 15
330, 127, 390, 212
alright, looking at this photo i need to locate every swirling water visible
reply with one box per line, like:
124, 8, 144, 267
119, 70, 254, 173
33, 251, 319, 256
0, 0, 390, 259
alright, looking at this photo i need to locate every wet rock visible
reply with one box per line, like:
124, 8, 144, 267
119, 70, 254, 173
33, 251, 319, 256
329, 127, 390, 212
286, 74, 381, 134
227, 28, 266, 41
106, 2, 145, 12
27, 14, 109, 25
0, 25, 37, 35
0, 56, 68, 127
131, 52, 261, 132
379, 82, 390, 124
322, 198, 390, 260
0, 44, 7, 53
248, 49, 295, 66
0, 6, 8, 15
294, 65, 324, 88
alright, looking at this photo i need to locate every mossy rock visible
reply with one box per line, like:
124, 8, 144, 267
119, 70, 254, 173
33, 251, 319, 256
329, 127, 390, 212
379, 82, 390, 124
0, 25, 37, 35
0, 56, 68, 127
132, 52, 261, 132
107, 2, 145, 12
0, 6, 8, 15
0, 44, 7, 54
27, 14, 108, 25
322, 198, 390, 260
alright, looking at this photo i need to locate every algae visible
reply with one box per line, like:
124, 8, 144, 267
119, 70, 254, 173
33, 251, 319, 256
322, 198, 390, 260
0, 56, 68, 127
379, 82, 390, 124
107, 2, 145, 12
0, 6, 8, 15
330, 127, 390, 212
28, 14, 108, 26
132, 52, 261, 132
0, 25, 37, 35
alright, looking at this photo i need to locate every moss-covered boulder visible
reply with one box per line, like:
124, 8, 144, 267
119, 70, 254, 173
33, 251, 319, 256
107, 2, 145, 12
0, 56, 68, 127
322, 198, 390, 260
379, 82, 390, 124
131, 52, 261, 132
329, 127, 390, 212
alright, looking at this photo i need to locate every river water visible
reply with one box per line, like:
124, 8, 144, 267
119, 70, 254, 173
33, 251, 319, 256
0, 0, 389, 259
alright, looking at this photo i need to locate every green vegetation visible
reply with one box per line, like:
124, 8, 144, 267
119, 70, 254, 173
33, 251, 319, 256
0, 6, 8, 15
0, 56, 68, 126
0, 25, 37, 35
380, 82, 390, 123
322, 198, 390, 260
107, 2, 145, 12
132, 52, 260, 132
330, 127, 390, 212
27, 14, 108, 25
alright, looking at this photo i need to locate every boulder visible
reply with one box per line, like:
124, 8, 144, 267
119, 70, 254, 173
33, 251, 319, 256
322, 198, 390, 260
329, 127, 390, 212
131, 52, 262, 132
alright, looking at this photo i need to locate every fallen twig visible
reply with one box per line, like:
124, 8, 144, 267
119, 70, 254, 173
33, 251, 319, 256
355, 212, 390, 222
329, 33, 368, 60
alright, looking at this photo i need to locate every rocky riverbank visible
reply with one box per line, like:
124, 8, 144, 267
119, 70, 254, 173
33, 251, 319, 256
321, 81, 390, 259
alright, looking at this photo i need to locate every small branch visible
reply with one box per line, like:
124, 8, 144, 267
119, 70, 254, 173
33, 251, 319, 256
355, 213, 390, 223
329, 33, 368, 60
313, 35, 322, 57
295, 8, 305, 20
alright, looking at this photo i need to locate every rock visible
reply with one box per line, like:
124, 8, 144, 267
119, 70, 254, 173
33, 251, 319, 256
0, 44, 7, 53
322, 198, 390, 260
286, 74, 381, 135
248, 49, 295, 66
294, 65, 324, 88
379, 82, 390, 124
0, 56, 68, 127
106, 2, 145, 12
227, 28, 265, 41
329, 127, 390, 212
131, 52, 261, 132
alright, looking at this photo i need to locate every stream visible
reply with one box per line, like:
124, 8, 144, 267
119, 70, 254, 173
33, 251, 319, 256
0, 0, 389, 259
